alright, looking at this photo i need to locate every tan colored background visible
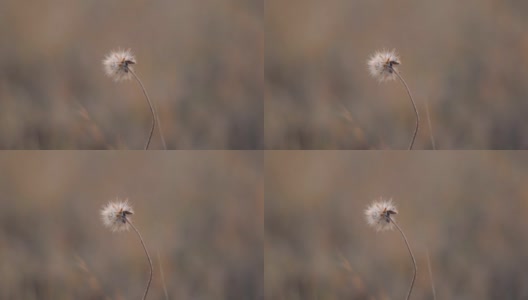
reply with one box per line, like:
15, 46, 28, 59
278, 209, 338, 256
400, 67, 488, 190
0, 0, 262, 149
0, 151, 263, 299
265, 0, 528, 149
265, 151, 528, 299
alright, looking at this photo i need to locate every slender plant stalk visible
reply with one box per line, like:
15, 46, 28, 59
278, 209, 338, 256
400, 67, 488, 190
126, 220, 153, 300
424, 99, 436, 150
390, 218, 417, 300
157, 250, 169, 300
392, 69, 419, 150
426, 249, 436, 300
143, 86, 167, 149
129, 69, 155, 150
132, 73, 167, 150
154, 104, 168, 150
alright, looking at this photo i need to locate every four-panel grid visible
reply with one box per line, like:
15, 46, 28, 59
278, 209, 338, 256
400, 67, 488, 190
1, 0, 527, 299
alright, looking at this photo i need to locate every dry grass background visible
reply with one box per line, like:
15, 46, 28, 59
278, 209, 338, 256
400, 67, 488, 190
265, 151, 528, 299
0, 0, 262, 149
0, 151, 263, 299
265, 0, 528, 149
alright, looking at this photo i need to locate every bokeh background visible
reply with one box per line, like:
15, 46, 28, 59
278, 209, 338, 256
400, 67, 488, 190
265, 151, 528, 299
0, 151, 263, 299
0, 0, 262, 149
266, 0, 528, 149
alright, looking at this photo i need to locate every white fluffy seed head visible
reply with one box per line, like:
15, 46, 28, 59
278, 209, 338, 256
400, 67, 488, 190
102, 49, 136, 82
364, 198, 398, 232
367, 49, 400, 82
101, 199, 134, 232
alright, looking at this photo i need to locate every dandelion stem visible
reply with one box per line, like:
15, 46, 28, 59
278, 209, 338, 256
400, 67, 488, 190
392, 69, 419, 150
154, 102, 168, 150
129, 69, 155, 150
426, 249, 436, 300
389, 218, 417, 300
425, 99, 436, 150
157, 250, 169, 300
126, 220, 153, 300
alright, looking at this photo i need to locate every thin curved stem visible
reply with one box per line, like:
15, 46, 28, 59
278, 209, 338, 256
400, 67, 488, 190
426, 249, 436, 300
126, 220, 153, 300
154, 103, 168, 150
129, 69, 155, 150
393, 69, 419, 150
390, 218, 417, 300
149, 94, 167, 149
425, 99, 436, 150
157, 250, 169, 300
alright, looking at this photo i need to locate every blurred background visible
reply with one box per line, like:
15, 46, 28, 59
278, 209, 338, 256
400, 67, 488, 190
0, 151, 263, 299
265, 0, 528, 149
0, 0, 262, 149
265, 151, 528, 299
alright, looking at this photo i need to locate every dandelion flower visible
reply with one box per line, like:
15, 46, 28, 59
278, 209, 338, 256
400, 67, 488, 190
364, 198, 398, 232
367, 49, 419, 150
100, 199, 153, 300
364, 198, 417, 300
367, 49, 400, 82
102, 48, 167, 150
101, 199, 134, 232
103, 49, 136, 82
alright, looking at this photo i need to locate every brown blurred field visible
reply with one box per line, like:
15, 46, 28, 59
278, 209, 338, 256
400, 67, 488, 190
0, 151, 263, 299
0, 0, 262, 149
265, 151, 528, 299
265, 0, 528, 149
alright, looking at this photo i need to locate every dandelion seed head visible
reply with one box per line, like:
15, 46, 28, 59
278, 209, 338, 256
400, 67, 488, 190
367, 49, 400, 82
101, 199, 134, 232
364, 198, 398, 232
103, 49, 136, 82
